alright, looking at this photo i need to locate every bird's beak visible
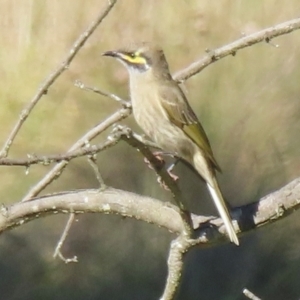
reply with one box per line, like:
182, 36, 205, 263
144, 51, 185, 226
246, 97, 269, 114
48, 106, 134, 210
102, 50, 119, 58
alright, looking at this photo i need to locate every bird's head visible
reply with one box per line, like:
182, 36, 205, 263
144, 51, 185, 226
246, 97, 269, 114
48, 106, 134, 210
102, 42, 171, 76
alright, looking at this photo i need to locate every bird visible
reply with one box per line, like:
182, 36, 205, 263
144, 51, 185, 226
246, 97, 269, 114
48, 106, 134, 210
102, 42, 239, 245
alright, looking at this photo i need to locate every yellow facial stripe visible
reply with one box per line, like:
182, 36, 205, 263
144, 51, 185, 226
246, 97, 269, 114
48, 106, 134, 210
119, 53, 147, 64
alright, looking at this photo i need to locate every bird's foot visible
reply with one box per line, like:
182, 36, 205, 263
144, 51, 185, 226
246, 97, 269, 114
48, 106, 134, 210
143, 151, 166, 170
144, 152, 179, 190
166, 158, 180, 181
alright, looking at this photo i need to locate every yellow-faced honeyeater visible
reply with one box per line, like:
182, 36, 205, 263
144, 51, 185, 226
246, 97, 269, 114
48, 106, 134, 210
103, 43, 239, 245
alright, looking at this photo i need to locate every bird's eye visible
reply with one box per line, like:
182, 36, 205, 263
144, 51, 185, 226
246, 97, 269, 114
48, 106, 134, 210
129, 52, 136, 58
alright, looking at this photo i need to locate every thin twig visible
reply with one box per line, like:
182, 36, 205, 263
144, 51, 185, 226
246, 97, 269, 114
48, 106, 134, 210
0, 137, 120, 167
0, 130, 157, 168
174, 17, 300, 82
53, 213, 78, 263
0, 0, 118, 158
22, 106, 130, 201
87, 155, 106, 189
75, 80, 129, 107
243, 288, 262, 300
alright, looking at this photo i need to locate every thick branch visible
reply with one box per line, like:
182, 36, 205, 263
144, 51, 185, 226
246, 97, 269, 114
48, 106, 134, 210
0, 188, 183, 234
2, 177, 300, 300
161, 236, 198, 300
1, 177, 300, 242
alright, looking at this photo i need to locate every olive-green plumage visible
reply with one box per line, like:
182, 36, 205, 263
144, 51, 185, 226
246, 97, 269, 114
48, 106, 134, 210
103, 43, 239, 245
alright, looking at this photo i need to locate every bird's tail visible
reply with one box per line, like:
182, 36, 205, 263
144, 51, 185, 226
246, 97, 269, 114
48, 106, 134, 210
206, 177, 239, 245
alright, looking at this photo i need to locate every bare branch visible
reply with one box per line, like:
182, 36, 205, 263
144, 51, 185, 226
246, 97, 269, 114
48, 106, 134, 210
2, 174, 299, 245
0, 175, 298, 298
160, 236, 198, 300
0, 0, 118, 158
1, 177, 299, 299
75, 80, 129, 107
0, 128, 159, 170
0, 137, 120, 167
87, 156, 106, 189
174, 17, 300, 81
53, 213, 78, 263
1, 188, 184, 234
243, 288, 262, 300
23, 106, 131, 201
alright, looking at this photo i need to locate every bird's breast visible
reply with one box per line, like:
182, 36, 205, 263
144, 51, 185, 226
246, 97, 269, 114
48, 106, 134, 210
130, 81, 165, 140
129, 75, 196, 162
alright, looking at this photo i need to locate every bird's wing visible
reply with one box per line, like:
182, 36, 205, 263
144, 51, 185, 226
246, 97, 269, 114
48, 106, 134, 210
160, 83, 221, 172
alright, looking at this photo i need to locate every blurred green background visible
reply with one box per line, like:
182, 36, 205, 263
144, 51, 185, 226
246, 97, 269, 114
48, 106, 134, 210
1, 1, 300, 299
